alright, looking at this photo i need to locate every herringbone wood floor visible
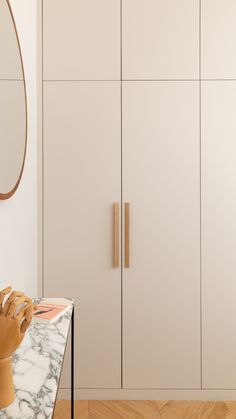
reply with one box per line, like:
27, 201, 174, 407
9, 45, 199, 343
54, 400, 236, 418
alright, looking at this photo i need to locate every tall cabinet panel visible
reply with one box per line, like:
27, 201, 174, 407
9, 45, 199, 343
43, 82, 121, 388
123, 82, 200, 388
202, 0, 236, 79
202, 82, 236, 388
122, 0, 199, 80
43, 0, 120, 80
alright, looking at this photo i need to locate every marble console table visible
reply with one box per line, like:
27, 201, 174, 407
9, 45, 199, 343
0, 298, 74, 419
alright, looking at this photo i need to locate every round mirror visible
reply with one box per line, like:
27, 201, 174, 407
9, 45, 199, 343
0, 0, 27, 200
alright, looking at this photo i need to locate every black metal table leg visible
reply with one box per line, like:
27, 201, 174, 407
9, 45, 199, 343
71, 307, 74, 419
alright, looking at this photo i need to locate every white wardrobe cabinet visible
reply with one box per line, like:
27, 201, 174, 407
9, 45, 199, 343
43, 82, 122, 388
122, 82, 200, 388
122, 0, 199, 80
43, 0, 120, 80
202, 82, 236, 389
42, 0, 236, 398
202, 0, 236, 79
43, 80, 201, 391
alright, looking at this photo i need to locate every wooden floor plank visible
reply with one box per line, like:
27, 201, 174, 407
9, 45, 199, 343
53, 400, 88, 419
225, 402, 236, 416
156, 401, 208, 419
89, 401, 161, 419
205, 402, 234, 419
53, 400, 236, 419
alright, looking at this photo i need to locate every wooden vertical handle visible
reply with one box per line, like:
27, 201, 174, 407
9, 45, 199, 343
113, 202, 119, 268
125, 202, 130, 268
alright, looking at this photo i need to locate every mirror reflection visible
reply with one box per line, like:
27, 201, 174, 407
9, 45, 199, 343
0, 0, 27, 199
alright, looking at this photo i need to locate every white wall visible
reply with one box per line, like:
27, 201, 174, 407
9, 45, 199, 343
0, 0, 37, 296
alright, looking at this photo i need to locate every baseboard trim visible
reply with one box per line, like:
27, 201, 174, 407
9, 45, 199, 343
58, 388, 236, 401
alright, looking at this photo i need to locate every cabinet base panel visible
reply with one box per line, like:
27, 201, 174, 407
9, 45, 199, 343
58, 388, 236, 401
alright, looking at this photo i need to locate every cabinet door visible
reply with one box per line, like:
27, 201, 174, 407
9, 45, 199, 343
122, 0, 199, 80
43, 0, 120, 80
43, 82, 121, 388
202, 82, 236, 388
202, 0, 236, 79
123, 82, 200, 388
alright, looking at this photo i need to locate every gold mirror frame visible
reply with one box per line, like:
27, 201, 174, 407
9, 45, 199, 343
0, 0, 27, 200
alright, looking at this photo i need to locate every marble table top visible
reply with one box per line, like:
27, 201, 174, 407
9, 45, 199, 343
0, 298, 73, 419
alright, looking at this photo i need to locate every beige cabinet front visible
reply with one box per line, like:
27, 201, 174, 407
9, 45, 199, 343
202, 82, 236, 388
122, 0, 199, 80
43, 0, 120, 80
202, 0, 236, 79
43, 82, 122, 388
122, 82, 201, 388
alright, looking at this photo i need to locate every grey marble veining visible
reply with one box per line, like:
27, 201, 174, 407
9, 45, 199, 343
0, 299, 73, 419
